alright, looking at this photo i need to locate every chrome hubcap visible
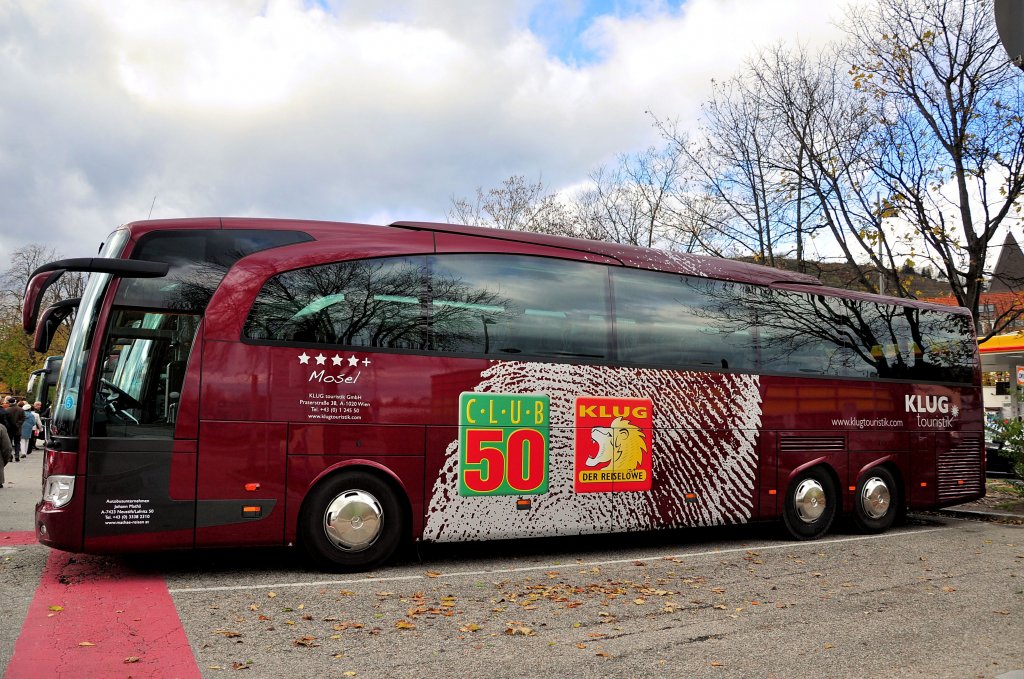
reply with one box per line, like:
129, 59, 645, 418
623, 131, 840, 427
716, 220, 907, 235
324, 489, 382, 552
860, 476, 891, 519
793, 479, 827, 523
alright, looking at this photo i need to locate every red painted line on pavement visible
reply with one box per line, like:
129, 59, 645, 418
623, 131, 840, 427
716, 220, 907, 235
5, 550, 201, 679
0, 531, 37, 546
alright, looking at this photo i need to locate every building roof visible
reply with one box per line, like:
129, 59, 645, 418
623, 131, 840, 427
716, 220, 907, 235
988, 231, 1024, 293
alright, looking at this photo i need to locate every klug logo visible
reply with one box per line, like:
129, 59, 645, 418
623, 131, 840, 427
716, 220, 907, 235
904, 394, 950, 414
905, 394, 959, 429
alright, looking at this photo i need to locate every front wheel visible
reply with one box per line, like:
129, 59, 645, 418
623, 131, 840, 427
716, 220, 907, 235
852, 467, 899, 534
782, 466, 836, 540
299, 471, 405, 572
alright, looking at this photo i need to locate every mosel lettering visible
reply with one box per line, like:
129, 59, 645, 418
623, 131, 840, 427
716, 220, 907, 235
576, 404, 650, 420
309, 370, 361, 384
904, 394, 949, 414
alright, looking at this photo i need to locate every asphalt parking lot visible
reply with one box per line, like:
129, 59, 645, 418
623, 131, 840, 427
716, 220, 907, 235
2, 457, 1023, 679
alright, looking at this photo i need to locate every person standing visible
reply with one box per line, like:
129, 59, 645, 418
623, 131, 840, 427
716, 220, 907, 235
27, 401, 43, 453
0, 424, 12, 487
20, 403, 36, 461
5, 397, 24, 462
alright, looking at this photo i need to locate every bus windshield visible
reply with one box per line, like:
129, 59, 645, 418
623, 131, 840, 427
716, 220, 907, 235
51, 230, 129, 436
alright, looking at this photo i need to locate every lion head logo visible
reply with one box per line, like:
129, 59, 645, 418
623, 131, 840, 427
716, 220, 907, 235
585, 416, 648, 472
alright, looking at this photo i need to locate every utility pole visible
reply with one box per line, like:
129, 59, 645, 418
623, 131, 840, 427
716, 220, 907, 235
876, 192, 885, 296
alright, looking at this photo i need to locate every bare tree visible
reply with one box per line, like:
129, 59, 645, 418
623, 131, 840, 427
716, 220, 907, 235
750, 43, 898, 292
0, 244, 84, 393
448, 175, 574, 235
585, 143, 686, 248
655, 62, 832, 269
845, 0, 1024, 335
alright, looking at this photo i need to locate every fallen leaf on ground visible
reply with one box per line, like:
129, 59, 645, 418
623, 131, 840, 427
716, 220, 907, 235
505, 624, 535, 636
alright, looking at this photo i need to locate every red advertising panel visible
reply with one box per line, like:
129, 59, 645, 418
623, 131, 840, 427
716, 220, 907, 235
574, 397, 653, 493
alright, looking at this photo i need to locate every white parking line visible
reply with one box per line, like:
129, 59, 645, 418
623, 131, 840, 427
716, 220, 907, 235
168, 526, 945, 594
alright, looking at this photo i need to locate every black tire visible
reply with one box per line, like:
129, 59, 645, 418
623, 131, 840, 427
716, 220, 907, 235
782, 466, 836, 540
299, 471, 405, 572
852, 467, 899, 534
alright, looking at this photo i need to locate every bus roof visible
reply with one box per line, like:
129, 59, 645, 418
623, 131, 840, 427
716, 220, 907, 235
119, 217, 823, 288
111, 217, 972, 318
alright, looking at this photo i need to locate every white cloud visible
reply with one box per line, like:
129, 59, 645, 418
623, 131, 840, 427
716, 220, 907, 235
0, 0, 849, 260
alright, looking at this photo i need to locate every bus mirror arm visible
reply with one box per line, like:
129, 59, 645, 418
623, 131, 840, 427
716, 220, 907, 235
23, 258, 169, 334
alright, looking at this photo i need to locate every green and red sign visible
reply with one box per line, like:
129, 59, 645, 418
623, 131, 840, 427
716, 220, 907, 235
459, 393, 549, 496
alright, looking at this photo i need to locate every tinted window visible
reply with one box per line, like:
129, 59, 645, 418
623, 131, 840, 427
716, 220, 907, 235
241, 253, 975, 384
245, 255, 610, 358
757, 290, 866, 376
117, 229, 312, 310
612, 269, 755, 370
910, 307, 975, 383
244, 257, 430, 349
430, 255, 610, 358
753, 289, 975, 382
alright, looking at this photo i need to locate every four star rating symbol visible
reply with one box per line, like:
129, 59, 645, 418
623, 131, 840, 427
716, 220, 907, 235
298, 352, 372, 367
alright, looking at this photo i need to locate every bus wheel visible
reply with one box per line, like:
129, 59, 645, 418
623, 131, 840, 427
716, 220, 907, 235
853, 467, 898, 534
299, 471, 404, 572
782, 467, 836, 540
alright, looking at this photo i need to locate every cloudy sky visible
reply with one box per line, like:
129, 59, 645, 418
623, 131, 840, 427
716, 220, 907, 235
0, 0, 849, 259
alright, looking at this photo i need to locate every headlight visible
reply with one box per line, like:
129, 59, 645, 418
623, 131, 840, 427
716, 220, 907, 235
43, 475, 75, 508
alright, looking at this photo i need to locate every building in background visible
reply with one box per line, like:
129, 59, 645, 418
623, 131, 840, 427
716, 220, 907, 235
924, 233, 1024, 418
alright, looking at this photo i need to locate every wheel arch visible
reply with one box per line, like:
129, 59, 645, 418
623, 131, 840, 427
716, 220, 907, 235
297, 460, 414, 546
785, 456, 841, 493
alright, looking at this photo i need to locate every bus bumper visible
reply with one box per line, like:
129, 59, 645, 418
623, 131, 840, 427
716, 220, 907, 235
35, 491, 85, 553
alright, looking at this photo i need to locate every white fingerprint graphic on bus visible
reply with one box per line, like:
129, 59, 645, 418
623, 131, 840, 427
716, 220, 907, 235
424, 362, 762, 542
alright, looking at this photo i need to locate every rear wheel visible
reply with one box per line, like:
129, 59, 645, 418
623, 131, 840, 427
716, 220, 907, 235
782, 466, 836, 540
853, 467, 899, 534
299, 471, 405, 572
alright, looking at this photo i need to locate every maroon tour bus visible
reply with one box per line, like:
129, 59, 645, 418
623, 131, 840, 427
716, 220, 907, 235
23, 218, 984, 571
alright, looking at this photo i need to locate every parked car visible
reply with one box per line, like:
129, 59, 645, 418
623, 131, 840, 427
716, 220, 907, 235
985, 433, 1020, 478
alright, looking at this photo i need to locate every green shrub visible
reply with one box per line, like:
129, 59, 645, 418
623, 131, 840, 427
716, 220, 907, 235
991, 419, 1024, 478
